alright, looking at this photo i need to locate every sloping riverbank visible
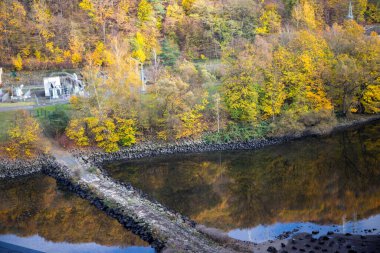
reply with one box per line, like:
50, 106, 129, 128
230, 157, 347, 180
78, 114, 380, 166
1, 114, 379, 179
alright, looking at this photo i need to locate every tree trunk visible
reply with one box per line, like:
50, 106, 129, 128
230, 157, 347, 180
140, 63, 146, 93
102, 21, 106, 43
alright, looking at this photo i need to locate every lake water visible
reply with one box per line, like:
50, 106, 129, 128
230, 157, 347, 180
1, 122, 379, 251
105, 121, 380, 243
0, 175, 155, 253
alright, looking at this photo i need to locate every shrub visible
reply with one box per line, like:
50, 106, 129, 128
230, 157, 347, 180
66, 116, 137, 152
40, 107, 70, 137
269, 109, 337, 137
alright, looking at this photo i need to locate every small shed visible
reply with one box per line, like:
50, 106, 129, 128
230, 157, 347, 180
43, 76, 61, 97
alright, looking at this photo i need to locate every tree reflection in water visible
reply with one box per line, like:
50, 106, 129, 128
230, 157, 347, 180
0, 175, 150, 250
106, 122, 380, 235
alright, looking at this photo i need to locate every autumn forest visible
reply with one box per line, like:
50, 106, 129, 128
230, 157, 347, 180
0, 0, 379, 154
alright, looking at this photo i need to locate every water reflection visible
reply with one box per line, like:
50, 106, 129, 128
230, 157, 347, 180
0, 175, 154, 253
106, 121, 380, 242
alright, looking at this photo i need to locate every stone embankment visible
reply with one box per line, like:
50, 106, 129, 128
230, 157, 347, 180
76, 115, 380, 166
79, 137, 293, 166
0, 155, 46, 179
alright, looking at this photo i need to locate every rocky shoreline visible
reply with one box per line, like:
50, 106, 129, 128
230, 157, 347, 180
78, 114, 380, 167
0, 155, 48, 179
1, 115, 379, 179
253, 232, 380, 253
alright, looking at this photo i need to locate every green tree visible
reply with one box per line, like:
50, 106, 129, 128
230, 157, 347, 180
159, 39, 180, 66
365, 1, 380, 23
291, 0, 320, 30
255, 4, 282, 35
223, 74, 259, 123
137, 0, 153, 22
328, 54, 363, 115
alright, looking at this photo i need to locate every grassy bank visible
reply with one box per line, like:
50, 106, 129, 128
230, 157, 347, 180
0, 104, 72, 142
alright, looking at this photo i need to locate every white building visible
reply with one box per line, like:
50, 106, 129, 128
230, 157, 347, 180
43, 76, 62, 98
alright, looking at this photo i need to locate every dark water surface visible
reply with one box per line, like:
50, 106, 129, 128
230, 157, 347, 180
105, 121, 380, 243
0, 175, 155, 253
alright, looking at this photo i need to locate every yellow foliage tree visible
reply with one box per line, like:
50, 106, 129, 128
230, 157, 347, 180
69, 34, 85, 67
251, 37, 286, 120
132, 32, 147, 63
261, 71, 286, 120
89, 41, 113, 66
12, 53, 23, 71
152, 75, 209, 140
32, 0, 54, 41
176, 98, 208, 139
280, 31, 334, 114
182, 0, 196, 12
6, 111, 42, 158
79, 0, 115, 42
255, 4, 282, 35
87, 117, 120, 153
361, 83, 380, 113
165, 3, 185, 33
81, 38, 140, 119
0, 0, 27, 58
292, 0, 320, 30
223, 74, 260, 124
66, 119, 90, 146
137, 0, 153, 22
66, 116, 137, 152
115, 117, 136, 147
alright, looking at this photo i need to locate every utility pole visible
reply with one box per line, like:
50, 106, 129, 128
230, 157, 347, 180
347, 1, 354, 20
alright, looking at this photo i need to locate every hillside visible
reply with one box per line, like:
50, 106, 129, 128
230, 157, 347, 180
0, 0, 379, 156
0, 0, 379, 70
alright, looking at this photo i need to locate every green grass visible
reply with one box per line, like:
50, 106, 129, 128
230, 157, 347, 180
0, 104, 72, 142
39, 103, 71, 112
0, 111, 17, 141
